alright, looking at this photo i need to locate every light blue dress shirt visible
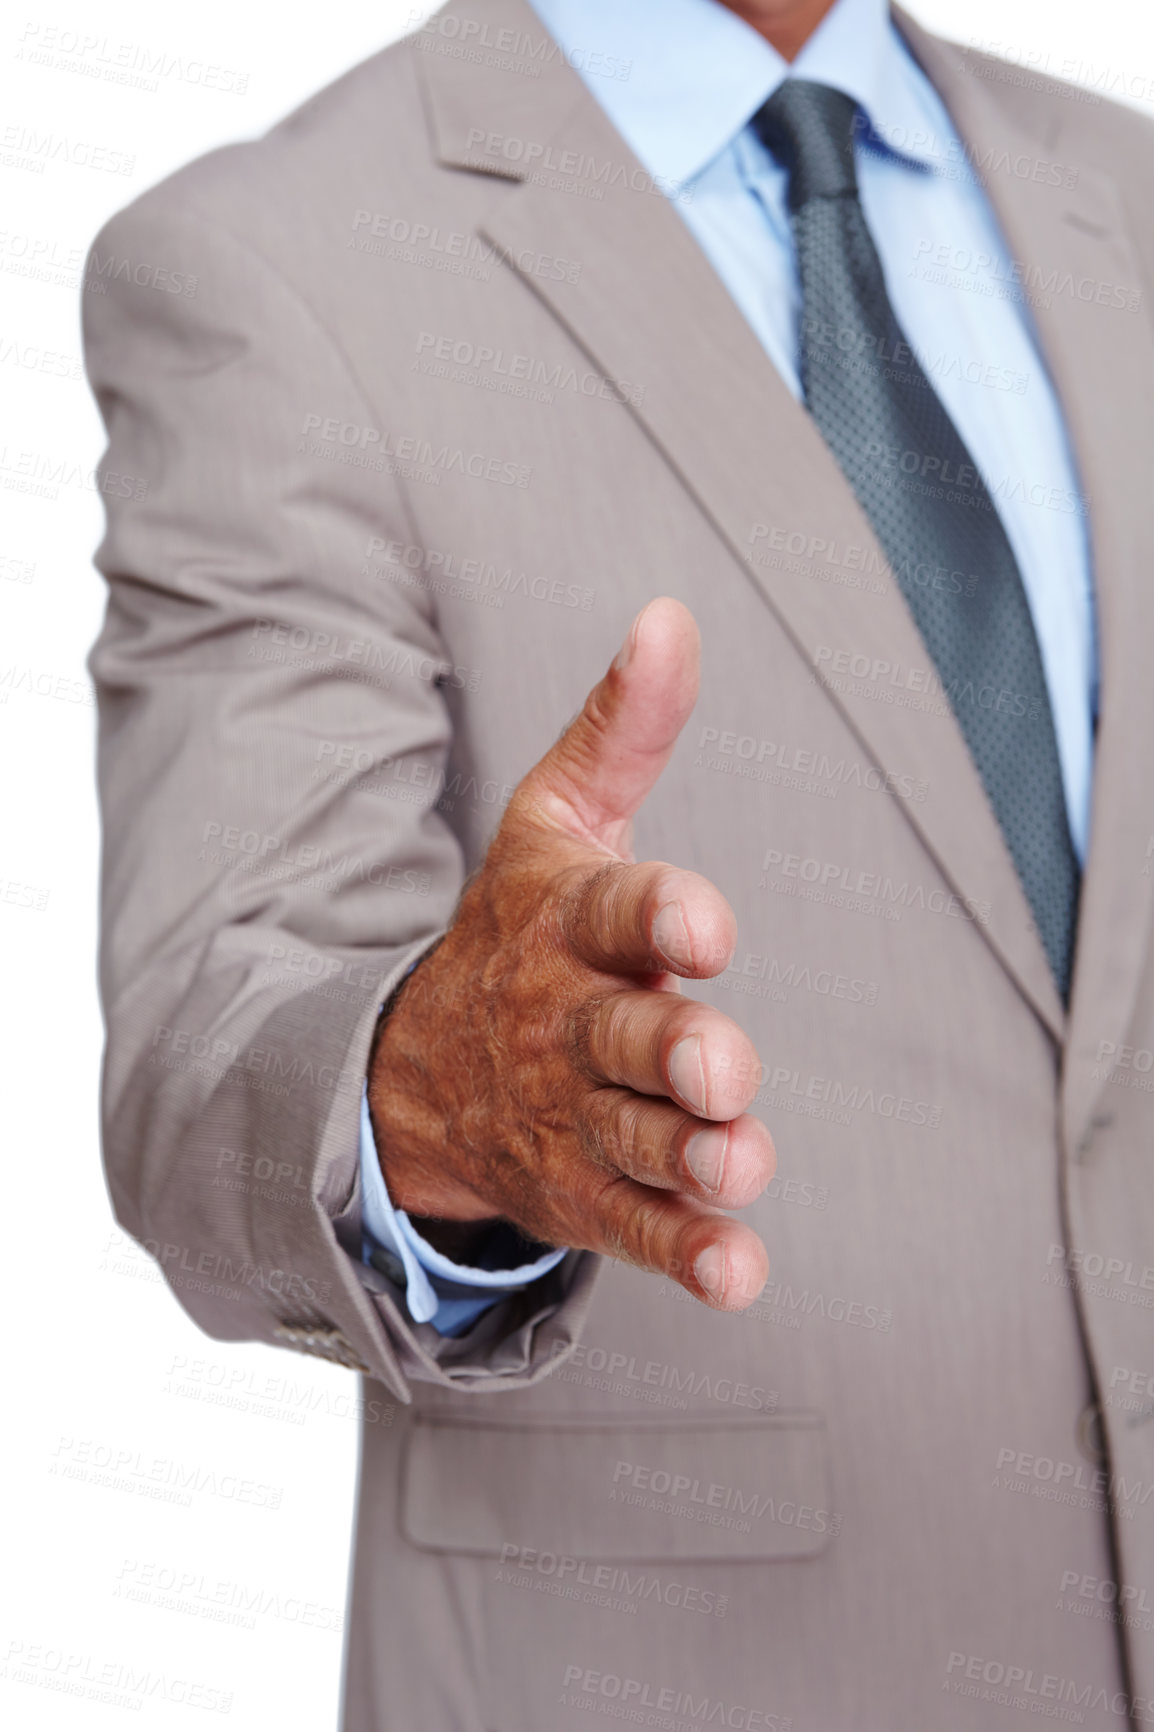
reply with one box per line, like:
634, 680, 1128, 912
359, 0, 1098, 1334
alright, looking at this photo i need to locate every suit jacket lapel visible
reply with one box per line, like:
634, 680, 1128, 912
900, 11, 1154, 1153
416, 0, 1112, 1044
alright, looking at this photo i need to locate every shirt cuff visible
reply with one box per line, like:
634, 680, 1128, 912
358, 1088, 567, 1337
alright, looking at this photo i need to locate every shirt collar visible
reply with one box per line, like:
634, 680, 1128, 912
525, 0, 949, 190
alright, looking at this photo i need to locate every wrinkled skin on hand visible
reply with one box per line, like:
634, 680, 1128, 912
368, 599, 775, 1311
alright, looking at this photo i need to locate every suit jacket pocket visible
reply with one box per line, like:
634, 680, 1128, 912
400, 1410, 834, 1563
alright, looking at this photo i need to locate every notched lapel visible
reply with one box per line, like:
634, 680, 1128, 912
413, 0, 1113, 1043
416, 0, 588, 178
900, 11, 1154, 1152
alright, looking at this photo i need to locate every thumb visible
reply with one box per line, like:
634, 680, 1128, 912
513, 597, 700, 853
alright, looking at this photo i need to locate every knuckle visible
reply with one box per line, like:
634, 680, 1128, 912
544, 684, 616, 802
588, 1170, 668, 1273
589, 1171, 636, 1262
629, 1197, 671, 1274
557, 858, 620, 954
578, 1091, 619, 1172
617, 1097, 674, 1183
568, 990, 611, 1073
579, 679, 615, 748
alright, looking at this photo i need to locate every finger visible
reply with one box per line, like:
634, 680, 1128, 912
577, 1172, 769, 1312
510, 597, 700, 854
561, 859, 737, 979
581, 990, 762, 1120
583, 1089, 776, 1208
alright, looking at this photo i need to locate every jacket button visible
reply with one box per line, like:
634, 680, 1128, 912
370, 1244, 406, 1286
1076, 1402, 1105, 1463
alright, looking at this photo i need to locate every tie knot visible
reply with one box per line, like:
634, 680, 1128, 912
754, 80, 859, 212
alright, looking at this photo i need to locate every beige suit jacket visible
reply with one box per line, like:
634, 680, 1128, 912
84, 3, 1154, 1726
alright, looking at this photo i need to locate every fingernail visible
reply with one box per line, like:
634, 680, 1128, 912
611, 602, 650, 671
686, 1125, 728, 1194
668, 1034, 706, 1115
653, 900, 693, 971
694, 1243, 727, 1298
612, 621, 637, 671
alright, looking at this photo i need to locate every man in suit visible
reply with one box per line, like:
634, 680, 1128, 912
84, 0, 1154, 1725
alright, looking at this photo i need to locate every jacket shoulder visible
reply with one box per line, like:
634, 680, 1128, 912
927, 30, 1154, 172
92, 28, 429, 251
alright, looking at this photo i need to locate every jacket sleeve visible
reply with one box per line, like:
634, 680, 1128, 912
83, 189, 598, 1403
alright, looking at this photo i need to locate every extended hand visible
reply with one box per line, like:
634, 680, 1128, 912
367, 599, 774, 1310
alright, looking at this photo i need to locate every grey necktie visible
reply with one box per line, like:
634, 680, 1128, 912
754, 80, 1080, 1000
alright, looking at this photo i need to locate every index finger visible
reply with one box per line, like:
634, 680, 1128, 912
560, 858, 737, 980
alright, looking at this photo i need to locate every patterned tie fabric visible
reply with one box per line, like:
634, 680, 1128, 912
753, 79, 1080, 1000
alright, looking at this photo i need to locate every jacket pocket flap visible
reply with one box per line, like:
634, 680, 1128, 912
400, 1412, 835, 1562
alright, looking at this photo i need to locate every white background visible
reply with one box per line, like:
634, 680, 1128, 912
1, 1, 1151, 1725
